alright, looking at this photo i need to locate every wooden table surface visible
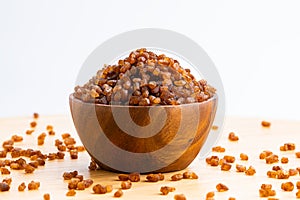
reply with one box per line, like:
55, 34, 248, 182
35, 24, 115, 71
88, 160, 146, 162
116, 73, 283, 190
0, 114, 300, 200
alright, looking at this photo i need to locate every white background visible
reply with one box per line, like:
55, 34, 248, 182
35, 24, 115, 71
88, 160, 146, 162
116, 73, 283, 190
0, 0, 300, 120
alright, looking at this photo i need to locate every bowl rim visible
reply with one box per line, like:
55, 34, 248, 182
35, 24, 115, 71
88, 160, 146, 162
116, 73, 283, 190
70, 93, 217, 108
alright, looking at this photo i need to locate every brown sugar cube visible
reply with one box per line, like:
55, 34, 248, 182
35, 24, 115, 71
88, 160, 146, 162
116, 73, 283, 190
82, 179, 93, 188
261, 121, 271, 127
261, 184, 272, 190
2, 140, 14, 149
93, 184, 107, 194
70, 150, 78, 159
221, 162, 232, 171
286, 143, 296, 150
0, 150, 7, 158
206, 155, 219, 166
146, 174, 160, 182
76, 146, 85, 152
105, 185, 113, 193
30, 121, 37, 128
297, 181, 300, 190
128, 172, 140, 182
9, 163, 23, 170
206, 191, 215, 199
228, 198, 236, 200
296, 190, 300, 198
114, 189, 123, 197
88, 160, 98, 170
280, 146, 286, 151
55, 139, 63, 146
118, 174, 129, 181
182, 171, 198, 179
277, 170, 290, 179
0, 182, 10, 192
206, 155, 219, 163
296, 152, 300, 158
11, 148, 21, 158
146, 173, 165, 182
121, 180, 132, 189
216, 183, 229, 192
267, 171, 277, 178
2, 177, 12, 186
64, 137, 76, 146
223, 155, 235, 163
265, 154, 279, 164
259, 184, 276, 197
18, 182, 26, 191
212, 146, 225, 152
267, 190, 276, 197
43, 193, 50, 200
280, 143, 296, 151
47, 153, 56, 160
158, 173, 165, 180
3, 145, 13, 152
61, 133, 71, 139
174, 194, 186, 200
236, 164, 246, 172
259, 150, 273, 159
57, 145, 67, 151
1, 167, 11, 175
68, 178, 80, 189
38, 132, 46, 140
24, 164, 35, 173
240, 153, 249, 161
160, 186, 170, 195
4, 159, 11, 166
33, 112, 39, 119
228, 132, 239, 141
0, 160, 4, 167
210, 158, 220, 166
74, 175, 83, 182
259, 189, 276, 197
259, 152, 267, 159
211, 125, 218, 130
63, 171, 78, 180
66, 189, 76, 196
160, 186, 176, 195
66, 145, 75, 150
30, 155, 38, 161
36, 158, 45, 166
281, 157, 289, 164
48, 130, 55, 136
56, 152, 65, 159
171, 174, 183, 181
245, 166, 256, 176
37, 135, 46, 145
26, 129, 34, 135
11, 135, 23, 142
46, 125, 53, 131
76, 182, 85, 190
219, 158, 226, 166
272, 166, 282, 171
289, 169, 298, 176
281, 181, 294, 191
28, 181, 40, 190
15, 158, 26, 166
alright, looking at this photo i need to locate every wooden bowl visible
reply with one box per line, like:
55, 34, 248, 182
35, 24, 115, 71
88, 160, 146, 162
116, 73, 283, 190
69, 94, 217, 173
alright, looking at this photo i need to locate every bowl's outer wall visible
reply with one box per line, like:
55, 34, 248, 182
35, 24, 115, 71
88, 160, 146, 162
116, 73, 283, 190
70, 94, 217, 173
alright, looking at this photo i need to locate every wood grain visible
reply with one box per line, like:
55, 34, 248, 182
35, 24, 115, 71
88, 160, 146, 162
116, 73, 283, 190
0, 115, 299, 199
